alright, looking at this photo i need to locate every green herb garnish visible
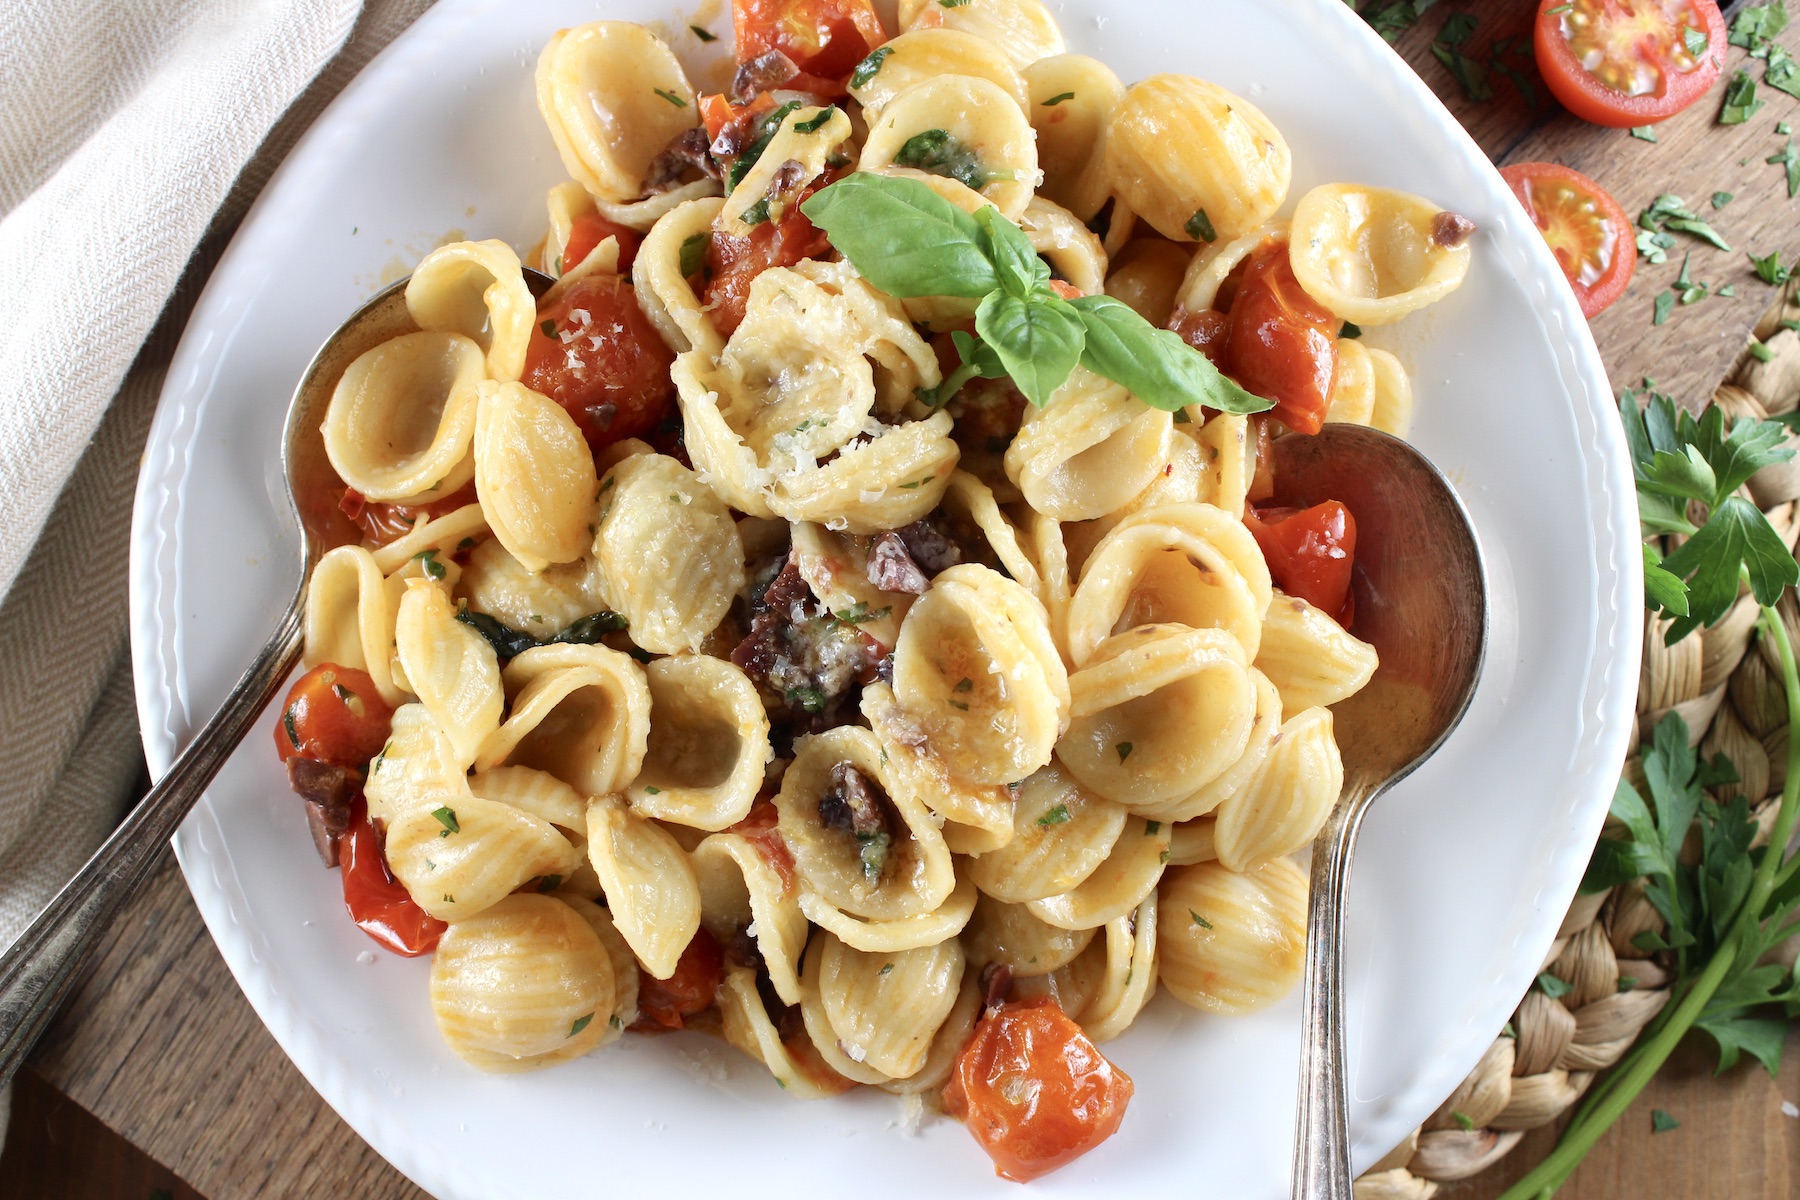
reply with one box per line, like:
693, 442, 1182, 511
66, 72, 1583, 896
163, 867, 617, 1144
653, 88, 687, 108
849, 46, 891, 91
432, 806, 460, 834
1036, 803, 1071, 827
1184, 207, 1217, 243
1043, 91, 1076, 106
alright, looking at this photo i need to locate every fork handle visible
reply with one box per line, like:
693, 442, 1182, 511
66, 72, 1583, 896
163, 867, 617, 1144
0, 602, 303, 1087
1291, 782, 1381, 1200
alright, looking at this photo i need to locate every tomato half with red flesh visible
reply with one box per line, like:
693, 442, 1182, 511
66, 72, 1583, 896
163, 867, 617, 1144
1534, 0, 1725, 127
734, 0, 887, 93
1499, 162, 1636, 318
1224, 240, 1339, 436
632, 927, 725, 1031
1246, 501, 1359, 625
522, 272, 677, 454
703, 197, 834, 336
339, 479, 478, 547
338, 797, 446, 956
274, 664, 394, 769
942, 996, 1134, 1182
562, 210, 642, 276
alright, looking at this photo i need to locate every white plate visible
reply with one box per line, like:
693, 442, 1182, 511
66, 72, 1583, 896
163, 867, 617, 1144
129, 2, 1639, 1196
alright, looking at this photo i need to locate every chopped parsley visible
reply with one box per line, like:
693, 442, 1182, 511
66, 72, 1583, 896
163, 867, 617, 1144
849, 46, 891, 91
1036, 803, 1071, 827
954, 677, 974, 692
689, 23, 716, 41
785, 685, 827, 714
1184, 207, 1217, 242
1712, 192, 1734, 210
795, 109, 835, 134
1651, 1109, 1681, 1134
1145, 821, 1161, 834
1750, 250, 1793, 285
857, 830, 891, 879
570, 1013, 595, 1037
412, 548, 447, 580
432, 805, 460, 835
1340, 321, 1363, 339
894, 128, 992, 191
1190, 910, 1213, 929
653, 88, 687, 108
740, 196, 774, 226
1768, 140, 1800, 198
879, 962, 894, 975
1043, 91, 1076, 106
1451, 1111, 1476, 1132
1431, 12, 1493, 103
1719, 70, 1764, 125
1357, 0, 1443, 42
725, 101, 803, 192
540, 318, 558, 338
1536, 971, 1573, 1000
535, 875, 563, 893
1116, 741, 1133, 763
1630, 125, 1658, 143
1654, 291, 1674, 325
282, 707, 299, 749
679, 232, 709, 278
831, 601, 891, 625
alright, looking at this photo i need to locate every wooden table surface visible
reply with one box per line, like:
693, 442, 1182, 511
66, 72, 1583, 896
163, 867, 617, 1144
7, 3, 1800, 1198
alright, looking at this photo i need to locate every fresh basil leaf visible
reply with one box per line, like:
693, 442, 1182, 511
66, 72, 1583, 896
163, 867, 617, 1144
800, 172, 1000, 299
974, 205, 1048, 298
976, 290, 1086, 408
894, 128, 991, 191
1068, 294, 1272, 415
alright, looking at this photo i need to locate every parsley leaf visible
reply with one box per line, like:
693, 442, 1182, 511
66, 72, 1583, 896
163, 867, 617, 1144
1719, 70, 1764, 124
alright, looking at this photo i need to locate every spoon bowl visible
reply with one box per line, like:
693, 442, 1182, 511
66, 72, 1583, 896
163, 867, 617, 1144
0, 267, 550, 1084
1277, 423, 1487, 1200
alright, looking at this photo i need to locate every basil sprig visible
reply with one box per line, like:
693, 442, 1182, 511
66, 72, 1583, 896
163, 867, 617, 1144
800, 172, 1273, 414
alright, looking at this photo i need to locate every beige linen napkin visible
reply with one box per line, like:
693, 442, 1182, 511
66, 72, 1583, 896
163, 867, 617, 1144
0, 0, 436, 1140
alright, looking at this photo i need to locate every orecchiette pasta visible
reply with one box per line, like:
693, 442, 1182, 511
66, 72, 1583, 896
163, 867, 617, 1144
1288, 183, 1474, 326
1158, 858, 1308, 1015
321, 331, 483, 504
858, 75, 1038, 221
536, 22, 699, 204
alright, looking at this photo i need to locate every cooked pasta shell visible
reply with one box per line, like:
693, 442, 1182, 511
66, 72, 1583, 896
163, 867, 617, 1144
816, 931, 965, 1080
1024, 54, 1125, 220
1103, 237, 1192, 326
1003, 367, 1174, 522
1367, 346, 1415, 436
1194, 411, 1255, 515
719, 106, 851, 237
368, 502, 490, 576
776, 725, 956, 921
1143, 666, 1283, 823
1081, 893, 1158, 1042
800, 874, 978, 953
405, 240, 536, 382
964, 761, 1126, 902
1167, 816, 1218, 866
635, 196, 727, 358
473, 381, 598, 572
862, 681, 1012, 854
1288, 183, 1473, 326
387, 794, 581, 922
850, 29, 1028, 118
542, 180, 619, 280
1255, 590, 1379, 711
560, 894, 641, 1042
891, 563, 1069, 785
896, 0, 1066, 68
1021, 197, 1108, 296
718, 965, 855, 1098
1105, 74, 1290, 245
1009, 933, 1106, 1016
859, 75, 1038, 221
1327, 337, 1376, 426
469, 764, 586, 833
1214, 706, 1344, 872
1172, 221, 1288, 314
365, 702, 473, 826
670, 354, 775, 517
304, 545, 405, 706
1059, 624, 1257, 810
1067, 502, 1272, 665
455, 536, 608, 638
692, 830, 808, 1004
430, 894, 614, 1071
394, 578, 503, 766
877, 974, 982, 1096
1158, 857, 1307, 1015
771, 411, 961, 532
321, 330, 482, 503
961, 893, 1097, 976
797, 937, 890, 1086
594, 452, 745, 654
629, 655, 769, 830
792, 524, 912, 652
478, 643, 651, 797
1025, 815, 1170, 930
584, 794, 702, 980
790, 260, 943, 417
535, 22, 699, 204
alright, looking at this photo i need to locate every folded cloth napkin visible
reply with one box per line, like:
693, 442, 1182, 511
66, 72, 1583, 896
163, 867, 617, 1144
0, 0, 435, 1140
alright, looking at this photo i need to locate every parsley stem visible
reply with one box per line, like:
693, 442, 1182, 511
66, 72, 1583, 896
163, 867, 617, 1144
1496, 606, 1800, 1200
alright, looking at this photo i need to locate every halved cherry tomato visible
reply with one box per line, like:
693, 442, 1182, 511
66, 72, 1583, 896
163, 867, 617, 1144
338, 797, 446, 956
274, 664, 393, 769
703, 192, 834, 335
701, 92, 777, 145
562, 211, 642, 277
1499, 161, 1636, 318
522, 272, 677, 454
1534, 0, 1726, 127
1246, 500, 1358, 625
942, 995, 1134, 1182
733, 0, 887, 94
632, 927, 725, 1031
1223, 239, 1338, 436
339, 479, 478, 547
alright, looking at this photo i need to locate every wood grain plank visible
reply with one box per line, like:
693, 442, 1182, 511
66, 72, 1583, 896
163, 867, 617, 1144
0, 1068, 204, 1200
24, 853, 425, 1200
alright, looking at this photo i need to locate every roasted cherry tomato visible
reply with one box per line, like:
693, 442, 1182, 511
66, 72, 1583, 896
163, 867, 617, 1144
1166, 305, 1231, 366
733, 0, 887, 94
703, 196, 834, 336
1246, 500, 1358, 624
339, 479, 478, 547
942, 996, 1134, 1182
632, 927, 725, 1031
1499, 161, 1636, 318
338, 797, 446, 956
274, 664, 393, 769
522, 272, 677, 454
1534, 0, 1726, 127
561, 210, 642, 277
728, 801, 798, 893
1223, 239, 1339, 436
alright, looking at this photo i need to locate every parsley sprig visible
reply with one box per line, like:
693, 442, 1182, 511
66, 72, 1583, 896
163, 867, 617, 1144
1498, 389, 1800, 1199
800, 172, 1272, 414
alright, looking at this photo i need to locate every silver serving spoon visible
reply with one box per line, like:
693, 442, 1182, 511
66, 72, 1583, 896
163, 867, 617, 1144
1280, 424, 1487, 1200
0, 268, 554, 1085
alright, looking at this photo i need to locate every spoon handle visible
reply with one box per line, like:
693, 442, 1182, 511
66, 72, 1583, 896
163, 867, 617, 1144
1291, 782, 1380, 1200
0, 601, 303, 1087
